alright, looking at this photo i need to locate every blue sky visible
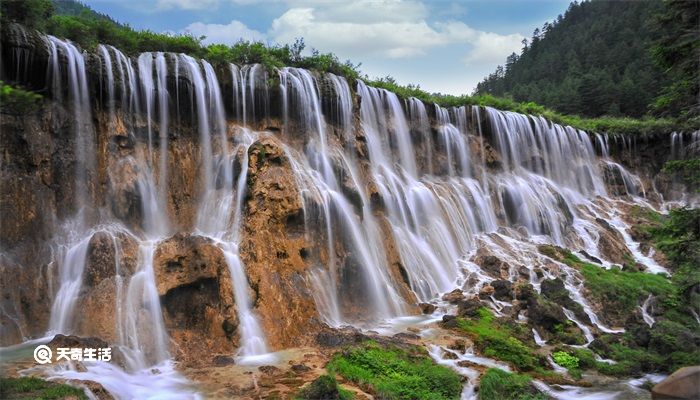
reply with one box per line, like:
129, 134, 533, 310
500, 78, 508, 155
83, 0, 571, 95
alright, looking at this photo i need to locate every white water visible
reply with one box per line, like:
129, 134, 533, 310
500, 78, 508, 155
640, 295, 655, 327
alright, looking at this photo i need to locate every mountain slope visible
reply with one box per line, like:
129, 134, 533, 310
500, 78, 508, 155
475, 0, 666, 118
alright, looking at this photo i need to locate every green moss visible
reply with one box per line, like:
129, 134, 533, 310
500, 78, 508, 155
457, 308, 539, 371
327, 341, 461, 400
295, 375, 353, 400
0, 377, 87, 400
478, 369, 547, 400
0, 81, 42, 115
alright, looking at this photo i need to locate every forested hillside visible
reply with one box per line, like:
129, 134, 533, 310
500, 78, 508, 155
475, 0, 699, 120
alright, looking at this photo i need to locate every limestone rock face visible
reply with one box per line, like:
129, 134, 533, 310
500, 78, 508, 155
153, 233, 238, 366
239, 136, 321, 350
75, 231, 140, 342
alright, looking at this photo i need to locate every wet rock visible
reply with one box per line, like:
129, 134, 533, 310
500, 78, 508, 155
258, 365, 281, 375
540, 278, 589, 323
240, 136, 327, 350
479, 285, 495, 297
442, 289, 465, 303
457, 298, 483, 318
419, 303, 437, 314
527, 295, 567, 331
441, 314, 459, 328
71, 380, 115, 400
315, 326, 368, 347
491, 280, 513, 301
212, 355, 236, 366
474, 252, 510, 279
291, 364, 311, 373
515, 283, 535, 301
393, 332, 421, 340
449, 339, 467, 352
651, 366, 700, 399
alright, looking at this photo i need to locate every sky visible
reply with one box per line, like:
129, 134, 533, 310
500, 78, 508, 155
82, 0, 571, 95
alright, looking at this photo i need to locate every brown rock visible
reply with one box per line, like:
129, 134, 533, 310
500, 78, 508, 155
442, 289, 465, 303
652, 366, 700, 399
153, 233, 238, 367
419, 303, 437, 314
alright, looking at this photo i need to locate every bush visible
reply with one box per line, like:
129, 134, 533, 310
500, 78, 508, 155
478, 369, 546, 400
296, 375, 353, 400
327, 341, 462, 400
552, 351, 579, 370
0, 377, 87, 400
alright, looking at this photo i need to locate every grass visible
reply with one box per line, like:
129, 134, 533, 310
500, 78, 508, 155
478, 368, 547, 400
296, 375, 354, 400
560, 251, 675, 320
326, 341, 462, 400
0, 377, 87, 400
457, 308, 539, 371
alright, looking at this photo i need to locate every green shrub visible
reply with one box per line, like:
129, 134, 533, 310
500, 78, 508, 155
0, 377, 87, 400
327, 341, 461, 400
552, 351, 579, 370
478, 369, 546, 400
296, 375, 353, 400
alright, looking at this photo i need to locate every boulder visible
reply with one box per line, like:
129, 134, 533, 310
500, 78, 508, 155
457, 298, 483, 318
491, 280, 513, 301
442, 289, 465, 303
527, 295, 568, 331
652, 366, 700, 399
419, 303, 437, 314
153, 233, 238, 366
474, 252, 510, 279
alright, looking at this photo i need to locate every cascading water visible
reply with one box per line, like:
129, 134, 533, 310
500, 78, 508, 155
280, 68, 406, 325
191, 57, 271, 361
4, 28, 691, 400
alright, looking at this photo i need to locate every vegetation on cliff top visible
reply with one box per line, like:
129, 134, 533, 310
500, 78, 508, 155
1, 0, 692, 136
327, 341, 462, 400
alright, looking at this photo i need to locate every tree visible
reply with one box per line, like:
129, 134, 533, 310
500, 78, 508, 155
1, 0, 54, 30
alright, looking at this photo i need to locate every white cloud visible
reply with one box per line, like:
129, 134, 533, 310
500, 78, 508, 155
184, 20, 266, 44
268, 3, 522, 66
177, 0, 525, 93
462, 31, 523, 65
156, 0, 219, 10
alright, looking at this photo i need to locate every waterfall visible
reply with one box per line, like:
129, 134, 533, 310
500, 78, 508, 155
6, 30, 690, 399
46, 36, 96, 222
280, 68, 406, 324
189, 58, 271, 360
